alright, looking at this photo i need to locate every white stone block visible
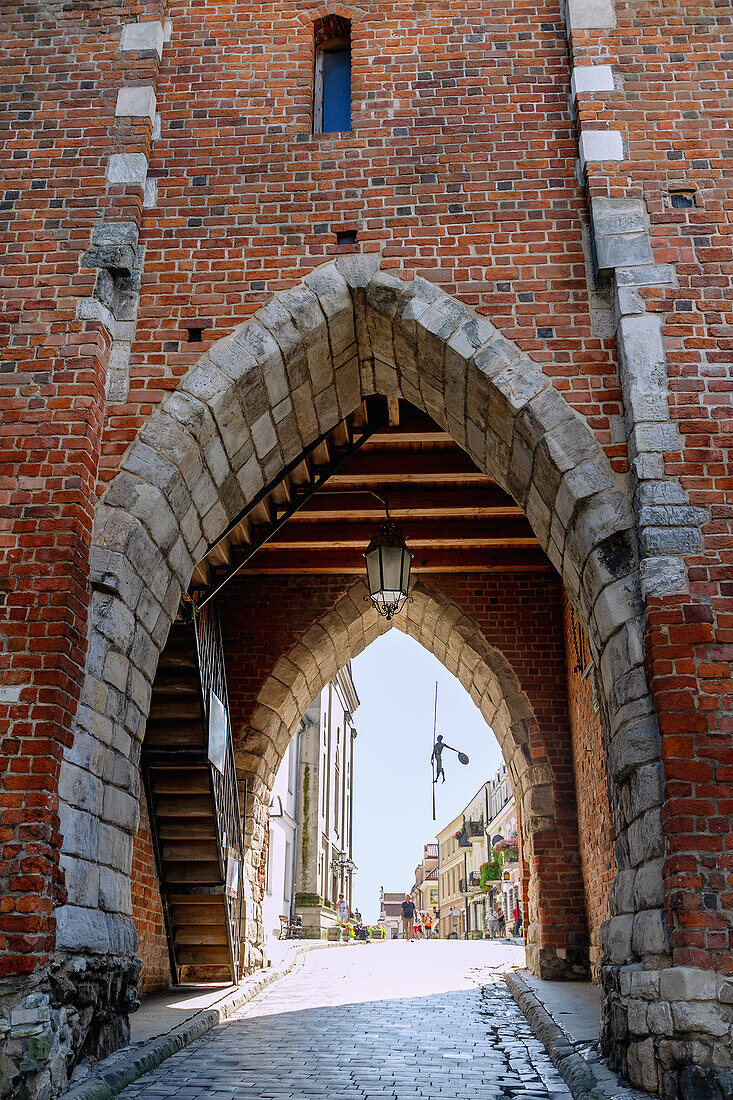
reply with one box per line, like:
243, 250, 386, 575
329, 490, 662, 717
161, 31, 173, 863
0, 683, 24, 703
107, 152, 148, 188
571, 65, 615, 96
115, 85, 156, 122
579, 130, 624, 169
121, 21, 164, 59
565, 0, 615, 30
660, 966, 719, 1002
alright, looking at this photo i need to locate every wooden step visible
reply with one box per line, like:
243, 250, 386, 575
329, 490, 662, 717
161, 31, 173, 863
157, 632, 198, 668
158, 819, 217, 840
144, 720, 205, 748
150, 770, 211, 796
149, 671, 201, 697
154, 795, 214, 817
158, 648, 197, 671
173, 946, 228, 963
174, 927, 229, 946
169, 902, 228, 927
164, 861, 222, 884
162, 839, 219, 863
175, 945, 231, 965
148, 698, 204, 722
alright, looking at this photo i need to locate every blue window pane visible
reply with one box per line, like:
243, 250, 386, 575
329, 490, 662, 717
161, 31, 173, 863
322, 49, 351, 133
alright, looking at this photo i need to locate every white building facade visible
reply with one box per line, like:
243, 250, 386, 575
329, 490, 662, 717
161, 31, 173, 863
262, 727, 301, 942
264, 663, 360, 946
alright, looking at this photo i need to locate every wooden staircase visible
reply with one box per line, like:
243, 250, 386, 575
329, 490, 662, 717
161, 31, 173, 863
142, 611, 245, 984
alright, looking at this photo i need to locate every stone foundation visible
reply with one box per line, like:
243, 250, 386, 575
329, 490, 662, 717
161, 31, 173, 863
601, 966, 733, 1099
525, 943, 590, 982
0, 954, 140, 1099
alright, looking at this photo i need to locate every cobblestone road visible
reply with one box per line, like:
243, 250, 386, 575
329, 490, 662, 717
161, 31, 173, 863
120, 941, 573, 1099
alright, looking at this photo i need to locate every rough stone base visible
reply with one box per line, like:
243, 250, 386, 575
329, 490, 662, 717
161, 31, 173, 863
295, 903, 339, 941
526, 943, 590, 981
601, 964, 733, 1100
0, 953, 140, 1100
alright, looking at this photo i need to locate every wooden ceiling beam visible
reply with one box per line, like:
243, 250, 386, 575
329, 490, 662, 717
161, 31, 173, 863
257, 519, 537, 550
329, 451, 491, 482
367, 427, 451, 444
219, 548, 551, 575
281, 487, 521, 520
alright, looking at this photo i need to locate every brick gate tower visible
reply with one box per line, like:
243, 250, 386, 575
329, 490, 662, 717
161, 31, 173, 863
1, 0, 732, 1096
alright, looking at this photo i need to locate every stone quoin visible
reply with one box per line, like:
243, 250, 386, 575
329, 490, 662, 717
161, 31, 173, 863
1, 0, 731, 1098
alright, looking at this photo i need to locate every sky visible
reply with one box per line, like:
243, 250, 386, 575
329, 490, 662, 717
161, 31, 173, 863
349, 630, 503, 922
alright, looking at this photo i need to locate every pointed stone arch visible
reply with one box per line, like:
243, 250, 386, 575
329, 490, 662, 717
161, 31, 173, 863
240, 576, 581, 977
57, 255, 665, 1084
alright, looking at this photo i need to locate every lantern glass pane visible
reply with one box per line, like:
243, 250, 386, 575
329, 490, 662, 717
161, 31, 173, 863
400, 547, 412, 592
380, 545, 406, 597
365, 548, 382, 597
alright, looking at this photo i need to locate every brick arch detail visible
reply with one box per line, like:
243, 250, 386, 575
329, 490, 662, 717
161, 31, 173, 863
295, 4, 366, 26
55, 255, 666, 1076
241, 576, 581, 977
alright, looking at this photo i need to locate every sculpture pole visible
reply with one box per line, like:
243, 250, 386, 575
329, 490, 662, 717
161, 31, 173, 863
431, 681, 438, 821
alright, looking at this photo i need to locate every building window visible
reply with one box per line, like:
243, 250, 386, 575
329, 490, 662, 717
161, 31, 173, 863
313, 17, 351, 134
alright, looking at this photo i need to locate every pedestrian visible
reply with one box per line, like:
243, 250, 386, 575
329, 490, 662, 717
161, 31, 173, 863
497, 909, 506, 937
353, 908, 362, 925
513, 903, 522, 938
337, 893, 350, 927
413, 911, 423, 939
401, 894, 417, 941
424, 912, 433, 938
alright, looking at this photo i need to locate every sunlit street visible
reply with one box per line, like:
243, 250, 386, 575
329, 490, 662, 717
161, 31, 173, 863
120, 941, 572, 1099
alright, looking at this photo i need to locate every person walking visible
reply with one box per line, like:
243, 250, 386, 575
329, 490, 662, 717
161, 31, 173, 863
424, 912, 433, 938
401, 894, 417, 941
337, 893, 350, 927
497, 909, 506, 938
513, 903, 522, 938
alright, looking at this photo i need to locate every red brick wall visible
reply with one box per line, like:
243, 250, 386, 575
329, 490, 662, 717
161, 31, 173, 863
220, 570, 591, 966
0, 0, 163, 975
2, 0, 732, 984
131, 789, 171, 995
563, 593, 616, 983
569, 0, 733, 978
98, 0, 626, 482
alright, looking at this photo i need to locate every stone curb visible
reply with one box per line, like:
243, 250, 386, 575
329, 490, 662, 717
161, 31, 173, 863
504, 971, 647, 1100
64, 941, 344, 1100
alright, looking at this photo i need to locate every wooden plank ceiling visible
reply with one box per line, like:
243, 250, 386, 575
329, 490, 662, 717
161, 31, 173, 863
191, 397, 550, 589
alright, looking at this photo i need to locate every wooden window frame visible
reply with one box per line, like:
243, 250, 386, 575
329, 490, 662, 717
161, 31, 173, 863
313, 36, 350, 136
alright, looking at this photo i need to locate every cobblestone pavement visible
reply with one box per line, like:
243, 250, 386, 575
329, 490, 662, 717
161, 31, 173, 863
120, 941, 573, 1099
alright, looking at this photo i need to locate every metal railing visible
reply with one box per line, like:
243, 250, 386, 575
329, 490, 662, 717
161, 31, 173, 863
193, 601, 246, 982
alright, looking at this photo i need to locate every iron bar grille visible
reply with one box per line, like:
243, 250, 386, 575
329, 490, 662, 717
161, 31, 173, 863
194, 601, 246, 982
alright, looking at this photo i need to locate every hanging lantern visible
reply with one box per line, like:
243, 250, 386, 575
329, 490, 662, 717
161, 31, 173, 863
364, 510, 413, 621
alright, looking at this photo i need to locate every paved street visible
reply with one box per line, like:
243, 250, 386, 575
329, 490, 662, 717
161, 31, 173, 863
120, 941, 573, 1099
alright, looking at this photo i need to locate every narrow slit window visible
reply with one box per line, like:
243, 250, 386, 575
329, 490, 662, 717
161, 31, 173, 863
313, 17, 351, 135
